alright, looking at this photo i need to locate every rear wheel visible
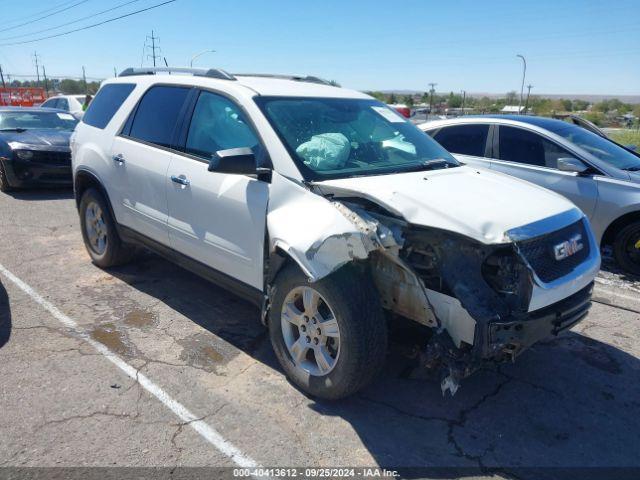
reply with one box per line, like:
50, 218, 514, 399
79, 188, 134, 267
0, 163, 13, 193
613, 221, 640, 276
269, 265, 387, 399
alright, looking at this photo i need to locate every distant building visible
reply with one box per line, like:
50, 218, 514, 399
501, 105, 526, 113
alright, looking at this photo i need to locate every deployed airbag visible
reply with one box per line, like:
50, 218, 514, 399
296, 133, 350, 170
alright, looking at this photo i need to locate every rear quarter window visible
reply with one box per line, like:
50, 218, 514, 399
82, 83, 136, 129
433, 124, 490, 157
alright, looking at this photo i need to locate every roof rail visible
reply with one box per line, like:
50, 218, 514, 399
233, 73, 333, 86
118, 67, 236, 81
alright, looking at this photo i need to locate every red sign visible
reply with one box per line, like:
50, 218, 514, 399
0, 87, 47, 107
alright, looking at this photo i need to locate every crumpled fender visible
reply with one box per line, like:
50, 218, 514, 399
267, 172, 383, 282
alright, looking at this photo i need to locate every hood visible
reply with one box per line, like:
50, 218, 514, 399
315, 166, 578, 244
3, 129, 72, 149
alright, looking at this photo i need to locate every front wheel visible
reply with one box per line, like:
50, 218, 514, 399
0, 163, 14, 193
269, 265, 387, 399
613, 221, 640, 276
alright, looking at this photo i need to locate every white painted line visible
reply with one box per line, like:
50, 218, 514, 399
0, 262, 259, 469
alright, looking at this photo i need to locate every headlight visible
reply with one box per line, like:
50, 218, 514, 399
15, 150, 34, 160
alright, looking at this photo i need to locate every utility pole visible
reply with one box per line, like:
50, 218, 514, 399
114, 67, 118, 78
428, 82, 437, 115
516, 54, 526, 113
146, 30, 161, 67
82, 66, 87, 94
524, 84, 533, 113
32, 52, 41, 87
461, 90, 466, 115
42, 65, 48, 95
0, 65, 5, 88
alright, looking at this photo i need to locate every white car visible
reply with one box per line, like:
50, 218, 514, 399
71, 67, 600, 399
41, 94, 89, 119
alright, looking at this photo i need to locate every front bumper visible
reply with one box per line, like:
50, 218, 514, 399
0, 153, 72, 187
486, 281, 593, 361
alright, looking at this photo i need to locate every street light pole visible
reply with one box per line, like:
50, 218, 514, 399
190, 49, 216, 68
516, 54, 526, 113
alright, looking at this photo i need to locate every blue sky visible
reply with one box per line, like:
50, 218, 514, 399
0, 0, 638, 95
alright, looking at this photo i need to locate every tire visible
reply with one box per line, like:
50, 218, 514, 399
269, 264, 387, 399
79, 188, 134, 268
0, 163, 14, 193
613, 221, 640, 276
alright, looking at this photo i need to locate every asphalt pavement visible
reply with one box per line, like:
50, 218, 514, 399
0, 188, 639, 480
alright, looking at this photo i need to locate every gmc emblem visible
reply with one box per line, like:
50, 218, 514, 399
554, 234, 584, 261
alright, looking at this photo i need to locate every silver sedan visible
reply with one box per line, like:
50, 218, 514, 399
419, 115, 640, 275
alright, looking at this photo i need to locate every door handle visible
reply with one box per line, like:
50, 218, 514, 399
112, 154, 125, 164
171, 175, 190, 186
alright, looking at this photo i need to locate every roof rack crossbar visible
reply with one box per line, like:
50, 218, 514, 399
233, 73, 333, 86
118, 67, 236, 81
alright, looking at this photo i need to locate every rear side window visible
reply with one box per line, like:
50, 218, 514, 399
128, 86, 190, 148
433, 124, 489, 157
82, 83, 135, 129
497, 126, 570, 168
58, 98, 69, 111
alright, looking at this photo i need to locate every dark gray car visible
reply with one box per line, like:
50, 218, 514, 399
420, 115, 640, 275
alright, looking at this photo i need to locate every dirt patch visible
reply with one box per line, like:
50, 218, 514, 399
123, 308, 158, 329
177, 332, 229, 373
89, 322, 135, 357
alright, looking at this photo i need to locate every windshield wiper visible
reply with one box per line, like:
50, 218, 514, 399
398, 158, 457, 173
0, 127, 27, 132
623, 166, 640, 172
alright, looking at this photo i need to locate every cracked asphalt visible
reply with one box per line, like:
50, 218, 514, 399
0, 188, 639, 479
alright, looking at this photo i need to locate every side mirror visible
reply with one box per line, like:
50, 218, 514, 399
557, 157, 589, 174
208, 147, 256, 175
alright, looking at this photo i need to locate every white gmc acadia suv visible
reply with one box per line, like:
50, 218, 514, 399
71, 67, 600, 399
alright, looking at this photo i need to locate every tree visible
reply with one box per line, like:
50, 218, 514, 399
505, 91, 517, 104
402, 95, 414, 107
58, 79, 84, 94
448, 92, 463, 108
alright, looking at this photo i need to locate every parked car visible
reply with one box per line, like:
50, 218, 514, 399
0, 107, 78, 192
388, 103, 412, 118
72, 68, 599, 399
419, 115, 640, 275
41, 94, 91, 119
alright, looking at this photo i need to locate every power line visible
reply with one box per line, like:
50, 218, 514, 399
0, 0, 91, 34
0, 0, 141, 41
0, 0, 178, 47
1, 0, 81, 26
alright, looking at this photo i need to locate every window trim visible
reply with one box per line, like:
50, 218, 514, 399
116, 83, 272, 174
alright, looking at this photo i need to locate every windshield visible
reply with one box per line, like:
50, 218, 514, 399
549, 123, 640, 171
0, 111, 78, 132
255, 97, 459, 180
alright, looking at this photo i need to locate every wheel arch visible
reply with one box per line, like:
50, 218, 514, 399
601, 210, 640, 247
74, 169, 119, 227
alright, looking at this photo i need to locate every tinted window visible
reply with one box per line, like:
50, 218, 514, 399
42, 98, 57, 108
185, 91, 259, 159
433, 124, 489, 157
129, 86, 190, 148
58, 98, 69, 111
498, 126, 573, 168
83, 83, 135, 129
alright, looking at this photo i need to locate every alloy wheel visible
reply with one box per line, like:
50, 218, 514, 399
280, 286, 341, 376
84, 201, 108, 255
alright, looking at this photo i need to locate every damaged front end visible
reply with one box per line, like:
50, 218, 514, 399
267, 174, 596, 395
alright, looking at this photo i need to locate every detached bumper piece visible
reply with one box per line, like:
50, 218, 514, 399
488, 281, 593, 362
2, 150, 72, 187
